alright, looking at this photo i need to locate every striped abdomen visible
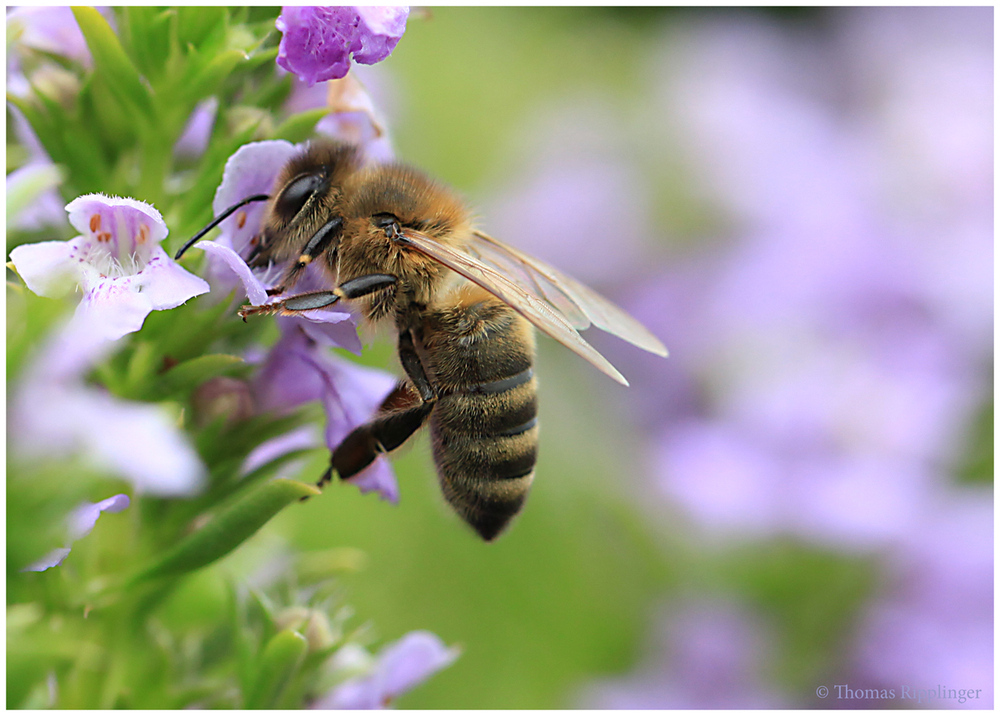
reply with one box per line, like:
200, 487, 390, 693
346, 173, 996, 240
419, 292, 538, 541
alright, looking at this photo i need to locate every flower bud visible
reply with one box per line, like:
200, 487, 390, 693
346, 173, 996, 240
191, 377, 255, 428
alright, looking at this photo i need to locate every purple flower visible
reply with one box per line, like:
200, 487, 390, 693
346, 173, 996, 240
851, 493, 993, 708
276, 6, 409, 86
173, 96, 219, 161
315, 73, 396, 164
22, 494, 131, 572
619, 9, 992, 553
478, 101, 651, 285
250, 322, 398, 502
7, 105, 68, 231
315, 631, 459, 709
9, 194, 210, 340
580, 601, 787, 708
6, 160, 66, 232
10, 315, 206, 496
7, 6, 98, 68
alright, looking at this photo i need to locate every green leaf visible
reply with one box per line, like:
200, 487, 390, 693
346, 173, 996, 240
118, 7, 174, 81
185, 49, 247, 103
72, 7, 154, 120
7, 92, 104, 193
245, 630, 309, 709
131, 478, 320, 583
176, 6, 229, 51
272, 108, 328, 144
146, 353, 247, 401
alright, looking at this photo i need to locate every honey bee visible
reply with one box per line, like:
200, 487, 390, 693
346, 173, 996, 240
179, 139, 668, 541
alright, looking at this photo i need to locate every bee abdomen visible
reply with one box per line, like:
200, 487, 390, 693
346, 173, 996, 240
429, 370, 539, 542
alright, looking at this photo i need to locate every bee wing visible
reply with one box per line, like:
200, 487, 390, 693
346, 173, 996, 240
469, 230, 668, 357
398, 228, 631, 386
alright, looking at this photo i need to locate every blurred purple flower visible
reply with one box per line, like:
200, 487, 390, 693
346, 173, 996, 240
580, 601, 787, 708
6, 160, 65, 232
251, 322, 398, 502
315, 73, 396, 164
6, 107, 68, 231
173, 97, 218, 161
624, 9, 992, 553
315, 631, 459, 709
22, 494, 131, 572
478, 101, 654, 285
852, 493, 993, 708
6, 6, 103, 67
10, 314, 206, 496
276, 6, 409, 86
240, 424, 318, 479
281, 64, 396, 164
9, 194, 209, 340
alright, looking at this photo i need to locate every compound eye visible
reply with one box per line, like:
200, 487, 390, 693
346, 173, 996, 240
278, 173, 324, 218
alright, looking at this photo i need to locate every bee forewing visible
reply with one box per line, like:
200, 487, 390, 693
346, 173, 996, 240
470, 231, 668, 357
399, 229, 630, 386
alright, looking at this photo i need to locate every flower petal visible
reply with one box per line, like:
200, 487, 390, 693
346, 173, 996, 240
76, 276, 156, 340
6, 160, 66, 231
353, 7, 409, 65
195, 241, 270, 304
68, 494, 131, 541
293, 312, 364, 355
318, 631, 459, 709
343, 457, 399, 504
9, 238, 83, 298
377, 631, 460, 699
276, 6, 355, 85
241, 425, 320, 477
19, 494, 130, 573
174, 96, 219, 160
21, 548, 72, 573
212, 140, 298, 256
134, 245, 211, 310
80, 390, 205, 496
66, 193, 169, 250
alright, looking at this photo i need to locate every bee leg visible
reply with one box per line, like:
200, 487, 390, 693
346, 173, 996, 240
323, 399, 435, 486
239, 273, 397, 319
317, 327, 438, 490
268, 217, 345, 296
308, 383, 425, 497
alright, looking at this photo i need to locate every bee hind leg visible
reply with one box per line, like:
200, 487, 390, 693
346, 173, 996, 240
317, 326, 438, 491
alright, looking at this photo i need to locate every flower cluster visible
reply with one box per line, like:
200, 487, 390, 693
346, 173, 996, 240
7, 6, 456, 709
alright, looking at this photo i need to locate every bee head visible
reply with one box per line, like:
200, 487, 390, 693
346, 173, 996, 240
258, 140, 363, 262
341, 164, 470, 245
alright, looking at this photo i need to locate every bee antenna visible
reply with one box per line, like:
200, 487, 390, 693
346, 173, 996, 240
174, 194, 271, 260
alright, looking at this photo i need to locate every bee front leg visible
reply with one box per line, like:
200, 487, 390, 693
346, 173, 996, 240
239, 273, 397, 320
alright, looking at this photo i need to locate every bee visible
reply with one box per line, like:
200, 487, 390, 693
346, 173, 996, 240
179, 139, 668, 541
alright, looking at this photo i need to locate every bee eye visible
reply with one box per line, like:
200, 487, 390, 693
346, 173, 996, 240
278, 173, 325, 217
